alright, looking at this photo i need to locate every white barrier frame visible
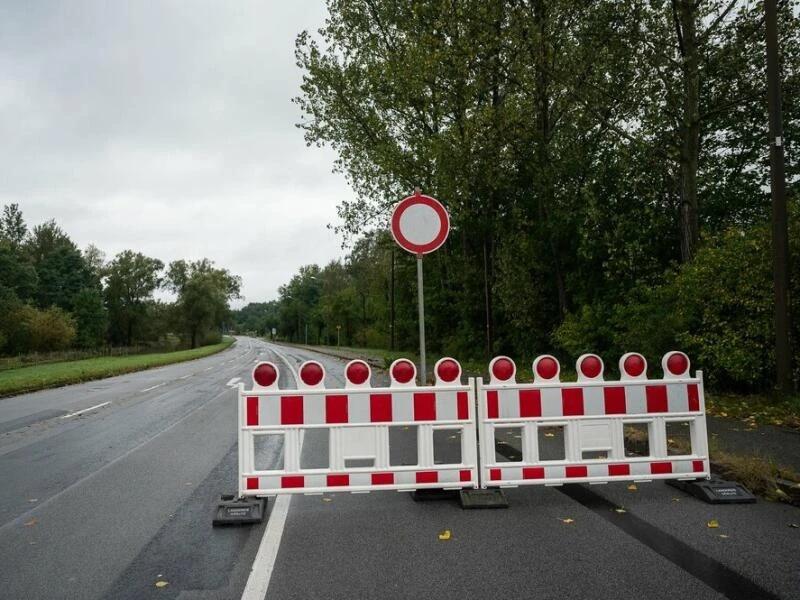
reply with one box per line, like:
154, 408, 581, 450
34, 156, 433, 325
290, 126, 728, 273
476, 353, 710, 488
238, 359, 479, 497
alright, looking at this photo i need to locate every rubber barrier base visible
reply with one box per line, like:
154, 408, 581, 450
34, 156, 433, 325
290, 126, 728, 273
212, 495, 267, 526
458, 488, 509, 509
411, 488, 459, 502
667, 478, 756, 504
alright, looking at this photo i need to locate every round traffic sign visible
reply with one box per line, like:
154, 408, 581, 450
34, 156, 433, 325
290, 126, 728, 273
390, 191, 449, 255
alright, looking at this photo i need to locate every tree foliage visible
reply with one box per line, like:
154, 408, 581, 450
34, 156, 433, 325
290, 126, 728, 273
0, 205, 241, 355
291, 0, 800, 391
167, 259, 241, 348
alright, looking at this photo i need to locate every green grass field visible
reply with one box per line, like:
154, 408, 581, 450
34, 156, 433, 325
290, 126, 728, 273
0, 338, 235, 398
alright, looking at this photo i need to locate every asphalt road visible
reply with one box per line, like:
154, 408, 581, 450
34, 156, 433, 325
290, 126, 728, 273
1, 337, 798, 599
0, 337, 276, 599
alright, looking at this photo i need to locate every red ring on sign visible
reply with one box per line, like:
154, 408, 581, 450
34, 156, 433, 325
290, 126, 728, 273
536, 357, 559, 380
300, 362, 324, 386
392, 360, 416, 384
346, 361, 370, 385
437, 359, 460, 383
623, 354, 646, 377
492, 358, 515, 381
390, 193, 450, 255
580, 356, 602, 379
666, 352, 689, 376
253, 363, 277, 387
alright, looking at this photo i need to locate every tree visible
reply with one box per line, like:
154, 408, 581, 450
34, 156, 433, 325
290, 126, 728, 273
104, 250, 164, 346
70, 287, 107, 349
0, 245, 38, 302
24, 220, 72, 266
166, 259, 241, 348
230, 302, 280, 336
1, 204, 27, 248
276, 265, 322, 344
83, 244, 106, 284
36, 244, 94, 310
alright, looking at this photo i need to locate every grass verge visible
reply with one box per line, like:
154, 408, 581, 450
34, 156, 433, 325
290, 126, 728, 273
706, 393, 800, 431
710, 447, 800, 503
626, 427, 800, 503
0, 337, 236, 398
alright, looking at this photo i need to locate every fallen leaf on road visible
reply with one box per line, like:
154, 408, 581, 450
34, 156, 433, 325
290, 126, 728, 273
24, 518, 37, 527
719, 534, 729, 539
322, 497, 332, 503
28, 498, 38, 503
561, 518, 575, 524
438, 530, 451, 540
615, 508, 626, 514
544, 432, 555, 438
672, 497, 681, 502
788, 523, 799, 528
155, 580, 169, 588
627, 484, 638, 491
707, 520, 720, 528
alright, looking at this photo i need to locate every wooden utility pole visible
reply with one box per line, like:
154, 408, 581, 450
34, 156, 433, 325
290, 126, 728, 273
765, 0, 793, 394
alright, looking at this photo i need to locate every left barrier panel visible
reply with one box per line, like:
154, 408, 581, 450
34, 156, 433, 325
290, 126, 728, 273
238, 357, 479, 496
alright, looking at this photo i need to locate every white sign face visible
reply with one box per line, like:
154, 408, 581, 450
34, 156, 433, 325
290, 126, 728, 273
390, 192, 449, 255
398, 203, 442, 246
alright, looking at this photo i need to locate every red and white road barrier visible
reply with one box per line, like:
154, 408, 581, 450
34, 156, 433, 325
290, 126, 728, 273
477, 351, 710, 487
238, 357, 478, 496
236, 350, 709, 497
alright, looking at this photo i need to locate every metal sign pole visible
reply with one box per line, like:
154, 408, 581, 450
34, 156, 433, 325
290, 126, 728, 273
416, 254, 426, 384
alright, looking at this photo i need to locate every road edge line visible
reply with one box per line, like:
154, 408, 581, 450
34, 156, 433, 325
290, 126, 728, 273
240, 342, 302, 600
240, 494, 291, 600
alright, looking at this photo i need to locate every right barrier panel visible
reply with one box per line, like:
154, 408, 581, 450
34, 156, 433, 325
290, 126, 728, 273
476, 351, 710, 487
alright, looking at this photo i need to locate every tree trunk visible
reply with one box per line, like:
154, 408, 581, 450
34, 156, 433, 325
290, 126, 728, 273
531, 0, 568, 317
676, 0, 700, 262
483, 235, 494, 359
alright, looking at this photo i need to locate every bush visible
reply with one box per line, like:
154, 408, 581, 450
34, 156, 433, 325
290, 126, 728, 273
554, 198, 799, 391
26, 306, 76, 352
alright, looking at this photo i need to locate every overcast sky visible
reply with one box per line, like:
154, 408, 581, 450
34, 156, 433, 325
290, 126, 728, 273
0, 0, 352, 307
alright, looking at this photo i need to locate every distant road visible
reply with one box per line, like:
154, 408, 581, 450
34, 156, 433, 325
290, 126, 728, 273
1, 337, 798, 599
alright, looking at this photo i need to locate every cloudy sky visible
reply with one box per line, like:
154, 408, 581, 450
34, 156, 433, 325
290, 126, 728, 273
0, 1, 352, 306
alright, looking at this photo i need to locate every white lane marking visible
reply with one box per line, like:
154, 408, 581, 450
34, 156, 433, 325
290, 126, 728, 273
60, 402, 112, 419
141, 384, 164, 393
241, 343, 302, 600
240, 495, 292, 600
226, 377, 241, 388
